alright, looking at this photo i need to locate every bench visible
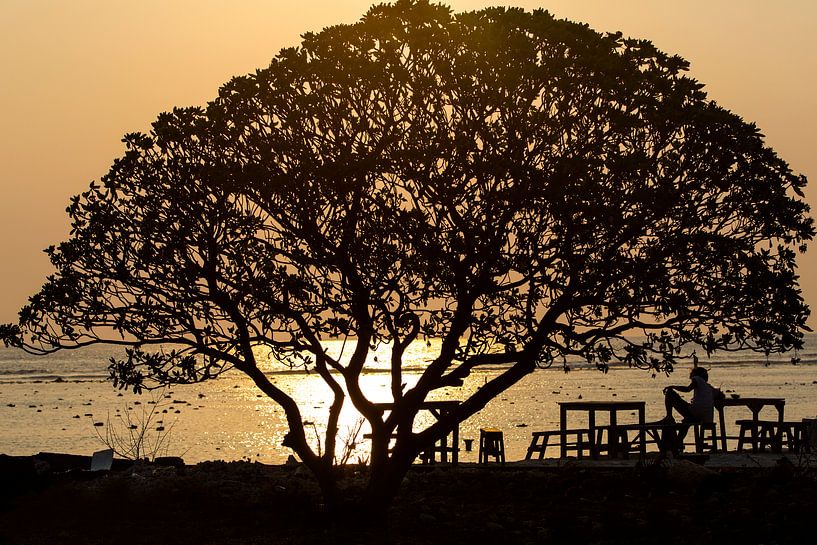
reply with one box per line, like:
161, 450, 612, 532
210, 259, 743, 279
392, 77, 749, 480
615, 422, 717, 456
419, 444, 460, 464
735, 420, 807, 453
525, 429, 590, 460
363, 433, 459, 464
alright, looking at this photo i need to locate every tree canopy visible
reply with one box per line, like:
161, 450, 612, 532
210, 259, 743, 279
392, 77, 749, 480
2, 0, 813, 507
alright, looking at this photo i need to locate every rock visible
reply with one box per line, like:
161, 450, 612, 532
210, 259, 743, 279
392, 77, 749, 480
667, 459, 717, 488
154, 456, 184, 468
33, 459, 51, 475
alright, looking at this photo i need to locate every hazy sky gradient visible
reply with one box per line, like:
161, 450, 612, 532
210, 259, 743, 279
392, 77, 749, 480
1, 1, 815, 327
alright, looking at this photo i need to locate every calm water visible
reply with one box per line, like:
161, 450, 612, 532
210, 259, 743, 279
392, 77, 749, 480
1, 335, 816, 463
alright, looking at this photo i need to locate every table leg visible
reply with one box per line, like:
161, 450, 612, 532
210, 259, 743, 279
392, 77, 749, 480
609, 411, 619, 458
589, 411, 597, 459
560, 407, 567, 459
774, 403, 785, 454
751, 409, 761, 453
638, 406, 646, 457
718, 406, 727, 451
452, 423, 459, 465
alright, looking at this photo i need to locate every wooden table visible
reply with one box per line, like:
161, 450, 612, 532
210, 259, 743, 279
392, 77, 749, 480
558, 401, 646, 459
373, 400, 461, 464
716, 397, 785, 452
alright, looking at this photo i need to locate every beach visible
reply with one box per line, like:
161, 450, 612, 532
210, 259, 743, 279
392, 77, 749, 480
2, 335, 816, 463
2, 453, 817, 545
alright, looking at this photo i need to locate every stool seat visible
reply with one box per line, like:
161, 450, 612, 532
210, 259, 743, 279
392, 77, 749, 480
479, 428, 505, 464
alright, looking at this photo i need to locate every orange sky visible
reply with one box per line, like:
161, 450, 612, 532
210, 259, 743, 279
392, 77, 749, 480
1, 1, 815, 328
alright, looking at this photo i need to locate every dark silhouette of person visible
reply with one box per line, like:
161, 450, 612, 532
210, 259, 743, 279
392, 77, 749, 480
659, 366, 718, 451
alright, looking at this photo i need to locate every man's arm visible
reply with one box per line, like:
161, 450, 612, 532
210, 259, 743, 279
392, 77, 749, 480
664, 381, 695, 394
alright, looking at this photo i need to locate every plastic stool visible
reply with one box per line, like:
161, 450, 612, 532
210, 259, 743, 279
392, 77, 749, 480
479, 427, 505, 464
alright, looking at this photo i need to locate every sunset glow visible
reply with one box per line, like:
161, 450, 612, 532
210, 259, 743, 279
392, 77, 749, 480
2, 1, 814, 328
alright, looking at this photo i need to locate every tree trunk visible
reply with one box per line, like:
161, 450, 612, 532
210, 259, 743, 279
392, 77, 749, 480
361, 445, 416, 516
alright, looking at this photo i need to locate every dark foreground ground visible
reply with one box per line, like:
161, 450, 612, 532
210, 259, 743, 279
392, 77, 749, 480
2, 454, 816, 545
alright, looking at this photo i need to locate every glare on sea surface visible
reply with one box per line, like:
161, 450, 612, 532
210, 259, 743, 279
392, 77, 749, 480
240, 338, 454, 461
2, 336, 814, 464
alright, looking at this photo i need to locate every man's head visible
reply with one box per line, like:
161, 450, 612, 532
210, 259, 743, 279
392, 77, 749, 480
690, 366, 709, 382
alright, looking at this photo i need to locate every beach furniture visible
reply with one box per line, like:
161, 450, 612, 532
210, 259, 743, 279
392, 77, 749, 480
525, 429, 589, 460
803, 418, 817, 453
530, 401, 722, 460
735, 419, 807, 453
715, 397, 785, 452
478, 428, 505, 464
418, 438, 460, 464
613, 421, 718, 456
372, 400, 461, 464
557, 401, 646, 459
692, 422, 719, 452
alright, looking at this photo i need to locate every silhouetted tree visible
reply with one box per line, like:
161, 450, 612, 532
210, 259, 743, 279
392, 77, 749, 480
2, 0, 813, 509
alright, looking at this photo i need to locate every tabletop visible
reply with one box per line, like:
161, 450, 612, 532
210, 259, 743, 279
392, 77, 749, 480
717, 397, 785, 409
558, 400, 646, 411
373, 400, 460, 411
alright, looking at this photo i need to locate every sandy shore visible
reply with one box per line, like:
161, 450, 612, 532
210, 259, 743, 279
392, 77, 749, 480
2, 453, 816, 544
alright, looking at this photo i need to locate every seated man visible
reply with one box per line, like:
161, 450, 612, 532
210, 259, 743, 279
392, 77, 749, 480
663, 366, 717, 423
659, 366, 719, 450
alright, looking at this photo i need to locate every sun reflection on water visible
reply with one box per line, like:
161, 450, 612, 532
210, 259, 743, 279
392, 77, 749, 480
240, 338, 468, 461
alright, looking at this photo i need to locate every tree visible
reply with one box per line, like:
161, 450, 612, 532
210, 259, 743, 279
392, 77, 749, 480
2, 0, 813, 510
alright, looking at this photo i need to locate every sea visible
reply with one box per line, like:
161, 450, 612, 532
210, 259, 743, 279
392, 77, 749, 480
2, 334, 816, 464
